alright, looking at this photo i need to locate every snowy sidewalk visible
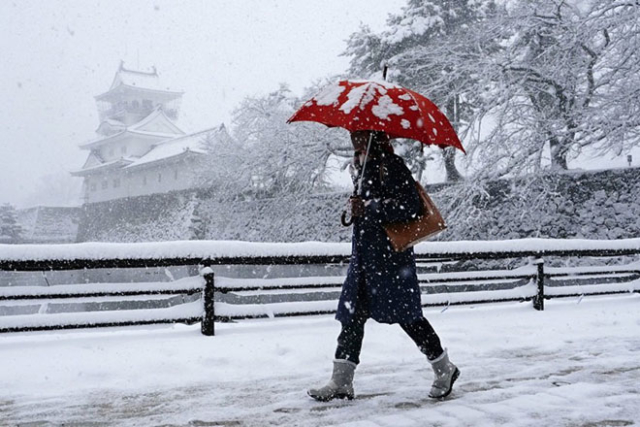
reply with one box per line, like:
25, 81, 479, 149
1, 294, 639, 427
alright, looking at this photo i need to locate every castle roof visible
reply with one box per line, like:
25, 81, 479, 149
70, 158, 136, 177
110, 65, 163, 91
80, 108, 185, 149
95, 62, 183, 102
74, 123, 230, 176
125, 124, 229, 169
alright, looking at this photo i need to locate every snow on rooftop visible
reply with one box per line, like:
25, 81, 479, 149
128, 107, 184, 135
125, 126, 224, 168
77, 125, 222, 172
80, 108, 184, 149
103, 119, 125, 127
70, 158, 134, 175
109, 65, 174, 92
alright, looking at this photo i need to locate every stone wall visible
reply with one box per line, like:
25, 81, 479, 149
197, 191, 352, 243
437, 167, 640, 242
16, 206, 81, 244
77, 191, 200, 242
74, 166, 640, 244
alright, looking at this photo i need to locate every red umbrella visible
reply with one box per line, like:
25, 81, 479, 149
287, 79, 465, 153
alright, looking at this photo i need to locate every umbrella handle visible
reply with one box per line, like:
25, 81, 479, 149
341, 210, 353, 227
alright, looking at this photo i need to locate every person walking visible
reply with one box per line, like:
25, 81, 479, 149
308, 130, 460, 402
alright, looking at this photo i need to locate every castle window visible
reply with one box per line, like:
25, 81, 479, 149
158, 173, 162, 183
143, 175, 147, 185
101, 180, 108, 190
90, 183, 97, 192
174, 170, 178, 180
132, 100, 139, 110
113, 178, 121, 188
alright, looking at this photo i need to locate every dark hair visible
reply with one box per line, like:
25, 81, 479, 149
372, 131, 394, 154
371, 131, 389, 144
353, 130, 394, 155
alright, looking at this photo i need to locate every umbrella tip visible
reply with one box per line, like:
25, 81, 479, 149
382, 64, 388, 81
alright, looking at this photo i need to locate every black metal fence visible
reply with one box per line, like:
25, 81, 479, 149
1, 241, 639, 335
0, 253, 350, 336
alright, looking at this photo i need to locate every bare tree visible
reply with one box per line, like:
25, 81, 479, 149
231, 84, 338, 197
466, 0, 640, 177
343, 0, 640, 180
197, 125, 253, 200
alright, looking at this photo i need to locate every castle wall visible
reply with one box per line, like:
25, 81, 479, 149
76, 166, 640, 245
16, 206, 81, 244
82, 156, 203, 204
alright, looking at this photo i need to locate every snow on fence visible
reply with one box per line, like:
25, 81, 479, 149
1, 238, 640, 335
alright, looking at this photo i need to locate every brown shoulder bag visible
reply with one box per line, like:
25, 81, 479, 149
383, 180, 447, 252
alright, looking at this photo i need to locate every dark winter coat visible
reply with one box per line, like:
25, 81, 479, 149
336, 152, 424, 325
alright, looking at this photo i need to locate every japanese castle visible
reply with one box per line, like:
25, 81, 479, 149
72, 62, 228, 204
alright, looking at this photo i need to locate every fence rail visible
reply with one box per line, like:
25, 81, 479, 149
0, 288, 203, 301
1, 239, 640, 335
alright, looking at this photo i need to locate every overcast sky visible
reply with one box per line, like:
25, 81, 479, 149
0, 0, 405, 207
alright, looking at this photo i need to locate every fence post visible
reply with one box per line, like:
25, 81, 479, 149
533, 258, 545, 311
201, 268, 215, 336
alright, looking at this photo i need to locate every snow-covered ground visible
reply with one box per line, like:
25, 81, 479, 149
1, 294, 639, 427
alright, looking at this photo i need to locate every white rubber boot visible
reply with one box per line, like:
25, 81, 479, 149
428, 349, 460, 399
307, 359, 356, 402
